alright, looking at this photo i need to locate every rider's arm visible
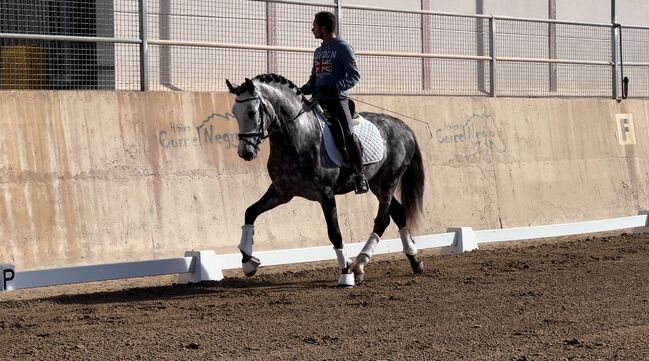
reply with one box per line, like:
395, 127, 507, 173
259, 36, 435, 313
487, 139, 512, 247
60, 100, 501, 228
301, 65, 316, 95
335, 44, 360, 92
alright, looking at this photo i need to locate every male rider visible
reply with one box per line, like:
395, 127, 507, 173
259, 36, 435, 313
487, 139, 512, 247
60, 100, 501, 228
300, 11, 369, 194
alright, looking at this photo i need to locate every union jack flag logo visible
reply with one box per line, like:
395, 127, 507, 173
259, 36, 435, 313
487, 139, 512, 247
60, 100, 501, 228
314, 58, 332, 74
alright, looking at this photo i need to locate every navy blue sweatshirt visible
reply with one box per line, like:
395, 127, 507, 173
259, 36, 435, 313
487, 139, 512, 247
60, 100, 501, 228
302, 38, 360, 98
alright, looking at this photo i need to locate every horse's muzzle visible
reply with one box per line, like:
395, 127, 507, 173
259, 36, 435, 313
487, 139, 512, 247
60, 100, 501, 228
238, 143, 258, 161
240, 152, 255, 161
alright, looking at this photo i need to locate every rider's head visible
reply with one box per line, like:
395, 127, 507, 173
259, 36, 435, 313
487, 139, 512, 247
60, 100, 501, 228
311, 11, 336, 40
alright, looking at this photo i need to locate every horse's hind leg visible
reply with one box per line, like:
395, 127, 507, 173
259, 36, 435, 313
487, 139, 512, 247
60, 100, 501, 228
353, 196, 424, 283
389, 198, 424, 274
352, 187, 394, 284
240, 184, 292, 277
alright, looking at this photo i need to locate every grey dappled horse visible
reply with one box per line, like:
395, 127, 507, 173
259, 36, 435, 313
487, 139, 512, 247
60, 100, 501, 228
226, 74, 425, 287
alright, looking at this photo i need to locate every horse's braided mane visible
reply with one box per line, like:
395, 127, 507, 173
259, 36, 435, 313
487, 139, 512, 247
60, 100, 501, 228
253, 73, 303, 96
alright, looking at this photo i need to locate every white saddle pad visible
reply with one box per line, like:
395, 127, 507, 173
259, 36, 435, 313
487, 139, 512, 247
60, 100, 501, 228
314, 110, 385, 167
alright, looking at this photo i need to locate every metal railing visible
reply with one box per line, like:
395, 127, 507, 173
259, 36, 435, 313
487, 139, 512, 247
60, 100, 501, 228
0, 0, 647, 98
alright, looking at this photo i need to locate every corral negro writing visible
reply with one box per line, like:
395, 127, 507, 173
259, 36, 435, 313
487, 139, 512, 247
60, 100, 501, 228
158, 112, 237, 150
435, 113, 506, 152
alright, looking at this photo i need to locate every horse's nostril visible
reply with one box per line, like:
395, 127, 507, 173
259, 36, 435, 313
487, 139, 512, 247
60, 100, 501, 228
240, 149, 255, 160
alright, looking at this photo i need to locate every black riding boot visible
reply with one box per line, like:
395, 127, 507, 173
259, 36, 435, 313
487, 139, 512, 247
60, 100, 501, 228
348, 135, 369, 194
318, 96, 368, 194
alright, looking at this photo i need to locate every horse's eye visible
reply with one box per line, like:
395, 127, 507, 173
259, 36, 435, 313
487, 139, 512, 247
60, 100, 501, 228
247, 110, 256, 118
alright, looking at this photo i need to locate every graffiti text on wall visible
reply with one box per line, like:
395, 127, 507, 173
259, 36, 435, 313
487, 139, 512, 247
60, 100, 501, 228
158, 112, 238, 150
435, 113, 506, 152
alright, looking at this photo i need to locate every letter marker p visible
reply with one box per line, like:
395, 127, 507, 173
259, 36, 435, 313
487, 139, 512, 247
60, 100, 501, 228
1, 263, 16, 291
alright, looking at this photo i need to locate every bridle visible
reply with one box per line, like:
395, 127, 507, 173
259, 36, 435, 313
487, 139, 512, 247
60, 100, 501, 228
236, 94, 309, 150
235, 95, 275, 150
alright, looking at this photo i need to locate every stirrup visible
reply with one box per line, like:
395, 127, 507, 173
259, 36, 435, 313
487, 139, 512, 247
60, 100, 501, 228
354, 174, 369, 194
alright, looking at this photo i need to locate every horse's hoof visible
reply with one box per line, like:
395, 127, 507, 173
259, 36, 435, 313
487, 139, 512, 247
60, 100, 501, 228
244, 269, 257, 277
338, 272, 355, 288
352, 254, 370, 284
407, 254, 424, 274
352, 263, 365, 284
242, 256, 261, 277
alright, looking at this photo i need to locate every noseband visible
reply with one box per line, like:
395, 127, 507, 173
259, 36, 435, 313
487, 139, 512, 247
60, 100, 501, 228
235, 96, 275, 150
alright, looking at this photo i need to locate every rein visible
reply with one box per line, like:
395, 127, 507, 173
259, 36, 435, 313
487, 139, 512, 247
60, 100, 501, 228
349, 97, 434, 138
236, 95, 309, 149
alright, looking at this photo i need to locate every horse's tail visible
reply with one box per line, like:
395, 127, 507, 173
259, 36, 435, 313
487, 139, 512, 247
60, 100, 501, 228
400, 138, 425, 229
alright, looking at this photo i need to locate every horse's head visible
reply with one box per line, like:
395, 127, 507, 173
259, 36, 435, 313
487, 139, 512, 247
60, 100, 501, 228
227, 78, 277, 161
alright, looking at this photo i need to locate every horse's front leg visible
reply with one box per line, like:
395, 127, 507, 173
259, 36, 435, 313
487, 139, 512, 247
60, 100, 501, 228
240, 184, 292, 277
320, 195, 354, 287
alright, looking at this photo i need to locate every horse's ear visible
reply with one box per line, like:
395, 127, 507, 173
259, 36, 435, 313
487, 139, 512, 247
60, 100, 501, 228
244, 78, 257, 95
225, 79, 238, 94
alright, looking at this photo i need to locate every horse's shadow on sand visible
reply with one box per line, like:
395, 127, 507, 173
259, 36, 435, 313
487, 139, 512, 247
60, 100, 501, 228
41, 277, 338, 305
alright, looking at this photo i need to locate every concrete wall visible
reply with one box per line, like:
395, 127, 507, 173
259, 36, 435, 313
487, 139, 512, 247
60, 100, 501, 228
2, 91, 649, 270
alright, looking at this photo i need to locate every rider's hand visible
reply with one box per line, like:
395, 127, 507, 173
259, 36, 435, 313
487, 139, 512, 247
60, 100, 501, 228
302, 97, 316, 111
300, 85, 312, 95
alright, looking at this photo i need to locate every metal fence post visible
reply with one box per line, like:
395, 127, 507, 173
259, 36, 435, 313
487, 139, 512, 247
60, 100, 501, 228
138, 0, 149, 91
611, 0, 618, 99
548, 0, 557, 92
335, 0, 342, 37
489, 16, 496, 97
266, 2, 278, 74
476, 0, 485, 94
421, 0, 431, 91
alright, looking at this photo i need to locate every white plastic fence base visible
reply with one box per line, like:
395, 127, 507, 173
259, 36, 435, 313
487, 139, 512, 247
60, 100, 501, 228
2, 214, 647, 292
0, 250, 223, 292
177, 250, 224, 284
442, 227, 479, 255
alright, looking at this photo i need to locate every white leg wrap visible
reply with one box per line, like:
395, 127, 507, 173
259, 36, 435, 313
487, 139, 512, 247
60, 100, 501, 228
239, 224, 255, 256
352, 233, 380, 284
399, 227, 418, 256
335, 247, 354, 287
360, 233, 380, 258
335, 247, 351, 271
